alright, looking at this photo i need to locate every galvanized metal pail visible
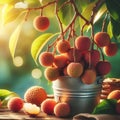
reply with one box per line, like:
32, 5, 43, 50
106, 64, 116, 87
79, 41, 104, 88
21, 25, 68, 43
52, 76, 103, 116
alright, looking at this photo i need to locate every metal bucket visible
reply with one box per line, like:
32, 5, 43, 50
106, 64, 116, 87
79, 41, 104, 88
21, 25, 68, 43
52, 76, 103, 116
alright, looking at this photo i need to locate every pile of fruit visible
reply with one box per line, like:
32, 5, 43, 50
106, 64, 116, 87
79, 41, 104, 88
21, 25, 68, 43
33, 14, 118, 85
0, 86, 120, 118
0, 86, 71, 118
36, 17, 118, 84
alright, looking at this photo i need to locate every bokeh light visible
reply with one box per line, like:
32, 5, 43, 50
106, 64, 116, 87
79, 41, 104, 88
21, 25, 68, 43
13, 56, 24, 67
31, 68, 42, 79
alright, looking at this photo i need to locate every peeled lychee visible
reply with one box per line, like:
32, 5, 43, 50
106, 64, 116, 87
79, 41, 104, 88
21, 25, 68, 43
23, 103, 40, 116
54, 102, 71, 117
24, 86, 47, 106
41, 99, 57, 115
7, 97, 24, 112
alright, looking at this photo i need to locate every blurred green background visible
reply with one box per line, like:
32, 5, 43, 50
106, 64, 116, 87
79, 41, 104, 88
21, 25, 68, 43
0, 4, 120, 99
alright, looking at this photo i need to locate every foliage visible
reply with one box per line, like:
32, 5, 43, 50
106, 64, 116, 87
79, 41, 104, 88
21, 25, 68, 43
92, 99, 117, 114
0, 89, 19, 107
0, 0, 120, 63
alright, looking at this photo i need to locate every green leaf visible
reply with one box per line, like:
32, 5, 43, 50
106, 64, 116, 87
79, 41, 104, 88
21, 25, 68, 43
111, 17, 120, 41
2, 4, 23, 24
94, 4, 107, 23
79, 2, 96, 30
0, 89, 12, 101
107, 21, 113, 38
58, 3, 74, 26
31, 33, 53, 63
9, 21, 24, 59
92, 99, 117, 114
105, 0, 120, 22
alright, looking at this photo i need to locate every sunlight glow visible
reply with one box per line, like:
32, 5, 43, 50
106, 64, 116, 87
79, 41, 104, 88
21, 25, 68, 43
31, 68, 42, 79
13, 56, 24, 67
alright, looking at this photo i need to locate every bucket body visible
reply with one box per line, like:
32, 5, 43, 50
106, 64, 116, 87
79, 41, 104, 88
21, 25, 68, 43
52, 76, 103, 116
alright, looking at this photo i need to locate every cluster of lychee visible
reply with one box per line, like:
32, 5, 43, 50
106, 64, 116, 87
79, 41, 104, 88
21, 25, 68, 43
6, 86, 70, 118
38, 32, 118, 84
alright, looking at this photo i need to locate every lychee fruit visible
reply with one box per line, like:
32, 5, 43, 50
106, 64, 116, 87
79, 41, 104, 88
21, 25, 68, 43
103, 42, 118, 56
7, 97, 24, 112
94, 32, 110, 47
44, 67, 60, 81
64, 48, 82, 62
75, 36, 91, 51
84, 49, 100, 66
41, 99, 57, 115
54, 102, 71, 117
57, 40, 70, 53
23, 103, 40, 116
67, 62, 83, 78
24, 86, 47, 106
53, 55, 68, 68
39, 52, 54, 67
96, 61, 111, 75
81, 68, 96, 84
33, 16, 50, 32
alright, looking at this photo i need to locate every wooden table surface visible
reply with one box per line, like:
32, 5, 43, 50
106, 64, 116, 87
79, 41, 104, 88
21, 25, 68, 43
0, 108, 73, 120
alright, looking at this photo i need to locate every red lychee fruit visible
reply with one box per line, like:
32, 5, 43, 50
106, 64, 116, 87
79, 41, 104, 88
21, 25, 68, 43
24, 86, 47, 106
75, 36, 91, 51
81, 68, 96, 84
7, 97, 24, 112
84, 49, 100, 66
44, 67, 60, 81
96, 61, 111, 75
94, 32, 110, 47
64, 48, 82, 62
41, 99, 57, 115
103, 42, 118, 56
67, 62, 83, 78
33, 16, 50, 32
54, 102, 71, 117
53, 55, 68, 68
57, 40, 70, 53
39, 52, 54, 67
